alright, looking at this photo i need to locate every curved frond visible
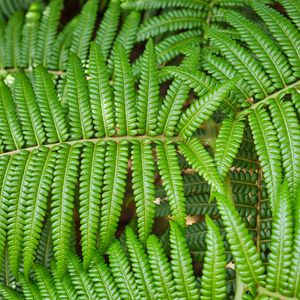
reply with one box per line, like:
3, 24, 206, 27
266, 181, 293, 295
170, 221, 198, 300
200, 216, 227, 300
248, 107, 282, 209
156, 142, 186, 227
34, 264, 57, 300
131, 141, 156, 244
215, 193, 265, 289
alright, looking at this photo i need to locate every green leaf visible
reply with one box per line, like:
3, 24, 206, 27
169, 221, 198, 300
131, 141, 156, 244
34, 264, 57, 300
200, 216, 227, 300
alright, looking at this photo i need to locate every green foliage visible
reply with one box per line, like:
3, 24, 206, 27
0, 0, 299, 299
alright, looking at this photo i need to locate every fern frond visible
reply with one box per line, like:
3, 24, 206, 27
70, 0, 98, 62
65, 53, 93, 140
225, 10, 292, 88
4, 11, 24, 68
34, 0, 63, 67
170, 221, 198, 299
14, 73, 45, 146
266, 181, 293, 295
156, 79, 190, 136
279, 0, 300, 30
248, 107, 282, 209
19, 274, 41, 300
200, 215, 227, 299
156, 142, 186, 227
269, 97, 300, 203
51, 144, 80, 277
88, 42, 115, 137
215, 193, 265, 289
98, 141, 129, 254
179, 138, 224, 193
108, 240, 141, 299
23, 148, 56, 277
34, 264, 57, 299
68, 253, 98, 300
122, 0, 207, 10
95, 0, 120, 60
6, 151, 30, 278
113, 43, 137, 136
20, 3, 41, 68
177, 79, 235, 138
137, 39, 160, 135
0, 284, 23, 300
215, 117, 245, 177
131, 141, 156, 244
146, 234, 176, 299
89, 254, 121, 300
252, 1, 300, 77
126, 227, 157, 299
0, 81, 24, 150
206, 26, 272, 99
79, 142, 105, 269
289, 187, 300, 297
33, 66, 68, 143
137, 9, 204, 42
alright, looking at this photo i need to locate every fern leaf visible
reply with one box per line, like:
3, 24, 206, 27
108, 240, 141, 299
201, 50, 252, 105
248, 107, 282, 210
170, 221, 198, 299
137, 39, 160, 135
156, 142, 186, 227
122, 0, 207, 10
89, 254, 121, 300
19, 274, 41, 300
51, 262, 76, 300
14, 73, 46, 146
146, 234, 176, 299
34, 66, 69, 143
98, 141, 129, 253
215, 193, 265, 288
266, 181, 293, 295
95, 0, 121, 60
0, 284, 23, 300
7, 151, 30, 278
206, 26, 272, 99
279, 0, 300, 30
23, 148, 56, 277
88, 42, 115, 137
51, 144, 80, 277
79, 142, 105, 269
70, 0, 98, 62
4, 11, 24, 68
156, 79, 190, 136
137, 9, 203, 41
126, 227, 157, 299
131, 141, 156, 244
252, 1, 300, 77
65, 53, 93, 140
177, 79, 235, 138
269, 97, 300, 203
289, 187, 300, 297
68, 253, 98, 300
200, 216, 227, 300
34, 264, 57, 300
0, 81, 24, 150
225, 10, 292, 88
215, 117, 245, 177
113, 43, 137, 136
179, 138, 224, 193
20, 2, 41, 68
0, 20, 5, 68
108, 11, 140, 70
50, 16, 78, 71
34, 0, 63, 67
